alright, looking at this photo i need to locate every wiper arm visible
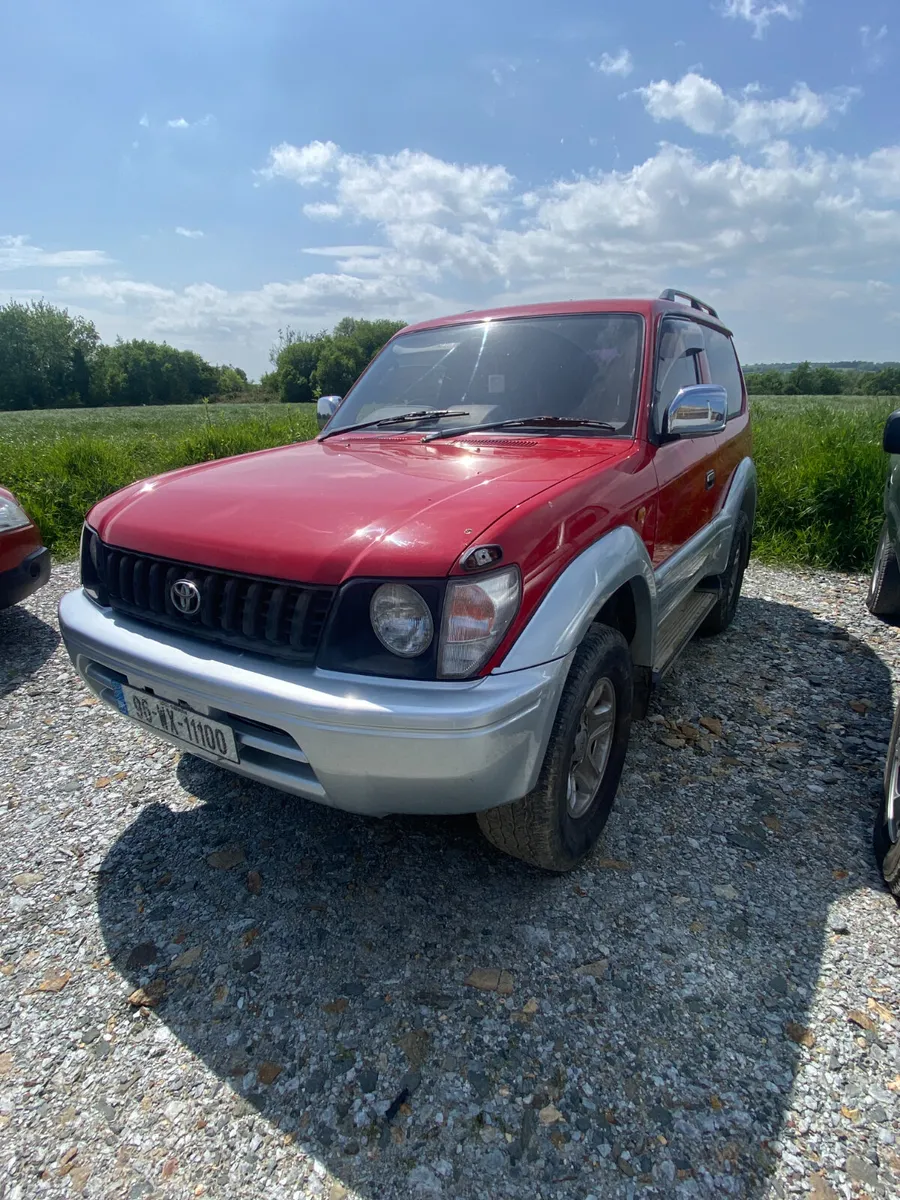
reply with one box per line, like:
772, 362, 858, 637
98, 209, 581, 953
424, 415, 617, 442
319, 409, 469, 441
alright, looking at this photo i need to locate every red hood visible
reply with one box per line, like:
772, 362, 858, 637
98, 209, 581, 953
89, 434, 632, 584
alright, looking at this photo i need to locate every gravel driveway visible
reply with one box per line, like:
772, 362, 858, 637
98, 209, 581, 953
2, 562, 899, 1200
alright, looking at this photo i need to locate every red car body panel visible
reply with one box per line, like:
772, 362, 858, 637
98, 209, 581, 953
86, 296, 751, 677
88, 435, 635, 585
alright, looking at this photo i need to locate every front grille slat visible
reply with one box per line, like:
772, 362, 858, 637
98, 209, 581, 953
98, 540, 334, 665
200, 573, 219, 629
266, 586, 287, 642
242, 582, 263, 639
289, 590, 311, 648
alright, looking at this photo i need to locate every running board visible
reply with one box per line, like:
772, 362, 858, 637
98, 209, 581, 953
654, 591, 717, 677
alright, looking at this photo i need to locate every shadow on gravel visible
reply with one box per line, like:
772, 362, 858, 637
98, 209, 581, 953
96, 596, 894, 1199
0, 604, 60, 699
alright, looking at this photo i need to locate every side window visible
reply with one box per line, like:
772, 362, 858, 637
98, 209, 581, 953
703, 326, 744, 418
654, 318, 702, 432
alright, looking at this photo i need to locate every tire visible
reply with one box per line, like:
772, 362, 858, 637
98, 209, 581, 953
698, 510, 751, 637
477, 625, 633, 872
874, 698, 900, 898
866, 521, 900, 619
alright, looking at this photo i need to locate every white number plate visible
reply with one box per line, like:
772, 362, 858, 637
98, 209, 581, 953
113, 684, 239, 763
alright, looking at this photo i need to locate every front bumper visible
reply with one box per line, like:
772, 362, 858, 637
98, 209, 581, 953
58, 588, 571, 817
0, 546, 51, 610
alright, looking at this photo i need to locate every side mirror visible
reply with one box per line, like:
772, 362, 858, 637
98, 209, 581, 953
883, 410, 900, 455
663, 384, 727, 439
316, 395, 343, 431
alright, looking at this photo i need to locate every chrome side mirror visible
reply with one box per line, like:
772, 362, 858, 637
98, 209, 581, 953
664, 384, 727, 439
316, 395, 343, 430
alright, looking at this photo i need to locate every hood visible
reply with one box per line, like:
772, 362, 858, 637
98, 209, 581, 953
89, 433, 632, 583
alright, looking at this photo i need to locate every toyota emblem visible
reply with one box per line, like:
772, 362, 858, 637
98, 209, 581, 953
170, 578, 201, 616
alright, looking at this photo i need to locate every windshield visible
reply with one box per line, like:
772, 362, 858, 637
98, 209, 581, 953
325, 314, 644, 437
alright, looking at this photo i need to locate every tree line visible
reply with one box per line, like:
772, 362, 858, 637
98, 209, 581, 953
0, 300, 249, 411
744, 361, 900, 396
7, 295, 895, 411
0, 300, 405, 411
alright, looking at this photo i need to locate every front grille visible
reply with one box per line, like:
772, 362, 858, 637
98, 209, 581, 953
95, 539, 334, 663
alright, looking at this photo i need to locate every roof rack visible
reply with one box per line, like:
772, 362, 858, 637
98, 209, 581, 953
658, 288, 719, 319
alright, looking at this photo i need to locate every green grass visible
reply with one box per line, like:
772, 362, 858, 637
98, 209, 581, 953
0, 396, 895, 570
751, 394, 893, 571
0, 403, 317, 555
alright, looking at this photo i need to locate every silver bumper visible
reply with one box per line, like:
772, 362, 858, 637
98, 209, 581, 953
58, 589, 571, 817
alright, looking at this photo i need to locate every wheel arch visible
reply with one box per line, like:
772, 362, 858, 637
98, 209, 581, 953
494, 525, 658, 675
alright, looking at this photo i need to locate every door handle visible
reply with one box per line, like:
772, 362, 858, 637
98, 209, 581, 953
705, 469, 715, 489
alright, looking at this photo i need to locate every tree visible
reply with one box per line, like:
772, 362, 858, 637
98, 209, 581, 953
862, 366, 900, 396
331, 317, 406, 359
312, 337, 367, 397
783, 361, 816, 395
812, 366, 843, 395
266, 316, 405, 403
0, 300, 100, 411
276, 336, 329, 404
744, 370, 784, 395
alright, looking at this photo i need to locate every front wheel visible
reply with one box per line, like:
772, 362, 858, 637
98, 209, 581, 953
874, 699, 900, 898
477, 624, 633, 872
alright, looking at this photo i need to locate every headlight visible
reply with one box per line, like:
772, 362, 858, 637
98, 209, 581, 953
0, 495, 30, 532
439, 566, 521, 678
370, 583, 434, 658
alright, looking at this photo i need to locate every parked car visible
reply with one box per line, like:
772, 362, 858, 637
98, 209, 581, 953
0, 486, 51, 610
59, 290, 755, 871
865, 408, 900, 895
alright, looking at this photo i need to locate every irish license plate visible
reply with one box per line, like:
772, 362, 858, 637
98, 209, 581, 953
112, 683, 239, 763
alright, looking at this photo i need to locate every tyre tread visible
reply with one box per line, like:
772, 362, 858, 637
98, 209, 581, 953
866, 522, 900, 619
477, 625, 632, 872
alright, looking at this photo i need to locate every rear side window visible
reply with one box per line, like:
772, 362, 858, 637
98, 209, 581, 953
654, 318, 702, 431
703, 326, 744, 418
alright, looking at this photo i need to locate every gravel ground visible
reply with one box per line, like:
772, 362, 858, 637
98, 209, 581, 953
1, 561, 899, 1200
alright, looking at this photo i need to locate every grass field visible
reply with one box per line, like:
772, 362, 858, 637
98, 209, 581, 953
0, 396, 896, 569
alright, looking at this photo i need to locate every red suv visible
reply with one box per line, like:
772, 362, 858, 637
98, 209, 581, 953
59, 291, 755, 871
0, 486, 51, 610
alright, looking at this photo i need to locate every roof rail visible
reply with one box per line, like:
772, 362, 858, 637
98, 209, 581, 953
658, 288, 719, 319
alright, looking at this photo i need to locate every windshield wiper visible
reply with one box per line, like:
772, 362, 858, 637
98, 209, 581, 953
424, 415, 617, 442
319, 409, 469, 441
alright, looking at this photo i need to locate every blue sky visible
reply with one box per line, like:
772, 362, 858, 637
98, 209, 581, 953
1, 0, 897, 376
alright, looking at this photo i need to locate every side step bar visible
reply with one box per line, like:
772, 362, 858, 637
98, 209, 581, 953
654, 591, 717, 677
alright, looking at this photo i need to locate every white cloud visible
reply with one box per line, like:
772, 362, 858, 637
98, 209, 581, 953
861, 24, 889, 71
166, 115, 213, 130
0, 235, 111, 272
302, 245, 384, 258
591, 49, 634, 78
138, 114, 149, 128
262, 141, 513, 226
723, 1, 804, 38
262, 140, 340, 184
175, 227, 204, 239
636, 73, 857, 144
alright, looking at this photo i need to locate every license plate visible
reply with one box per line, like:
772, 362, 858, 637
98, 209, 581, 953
112, 683, 239, 763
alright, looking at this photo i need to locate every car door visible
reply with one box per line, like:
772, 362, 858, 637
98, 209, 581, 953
649, 317, 720, 574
